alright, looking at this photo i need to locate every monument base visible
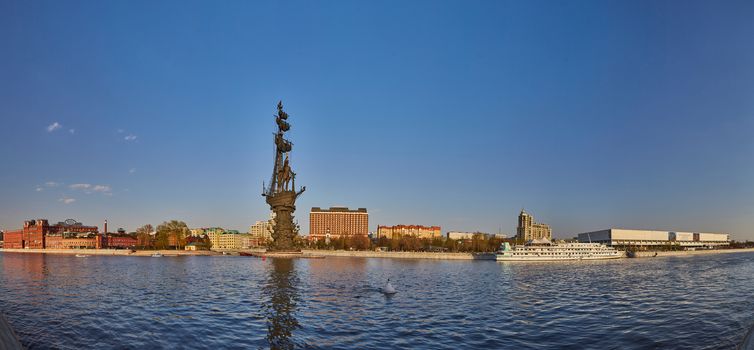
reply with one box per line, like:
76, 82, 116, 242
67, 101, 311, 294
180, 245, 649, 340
246, 251, 325, 259
262, 251, 304, 259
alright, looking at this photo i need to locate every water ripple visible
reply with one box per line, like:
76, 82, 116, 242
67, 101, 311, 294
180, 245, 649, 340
2, 253, 754, 349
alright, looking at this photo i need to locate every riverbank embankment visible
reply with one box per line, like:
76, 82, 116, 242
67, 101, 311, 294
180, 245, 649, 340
0, 248, 219, 256
0, 248, 496, 260
630, 248, 754, 258
300, 250, 497, 260
299, 248, 754, 260
0, 312, 22, 350
5, 247, 753, 260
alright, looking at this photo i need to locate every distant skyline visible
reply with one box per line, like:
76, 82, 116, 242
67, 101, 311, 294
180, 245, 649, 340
1, 0, 752, 239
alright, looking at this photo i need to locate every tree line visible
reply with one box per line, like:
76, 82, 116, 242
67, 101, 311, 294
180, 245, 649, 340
307, 234, 508, 253
134, 220, 211, 250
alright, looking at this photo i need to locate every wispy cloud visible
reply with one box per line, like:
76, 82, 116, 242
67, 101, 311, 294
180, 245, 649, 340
124, 135, 137, 141
129, 168, 136, 174
69, 183, 112, 195
37, 181, 62, 191
93, 185, 111, 192
69, 129, 75, 134
117, 129, 124, 134
59, 197, 76, 204
47, 122, 62, 132
69, 183, 92, 190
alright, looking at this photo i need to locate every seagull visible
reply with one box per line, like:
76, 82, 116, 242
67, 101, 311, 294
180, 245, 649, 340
383, 279, 397, 295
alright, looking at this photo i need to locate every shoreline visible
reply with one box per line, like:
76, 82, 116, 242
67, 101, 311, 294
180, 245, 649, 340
0, 248, 496, 260
300, 250, 497, 260
629, 248, 754, 258
2, 247, 754, 260
0, 248, 220, 256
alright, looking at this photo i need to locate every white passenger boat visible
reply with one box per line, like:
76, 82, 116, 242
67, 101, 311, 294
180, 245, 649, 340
496, 239, 623, 261
151, 253, 163, 258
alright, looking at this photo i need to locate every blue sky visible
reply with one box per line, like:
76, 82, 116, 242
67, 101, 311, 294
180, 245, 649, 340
1, 0, 752, 239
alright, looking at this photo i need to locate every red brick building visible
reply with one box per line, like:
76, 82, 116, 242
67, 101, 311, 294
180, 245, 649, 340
107, 235, 138, 249
3, 219, 100, 249
309, 207, 368, 241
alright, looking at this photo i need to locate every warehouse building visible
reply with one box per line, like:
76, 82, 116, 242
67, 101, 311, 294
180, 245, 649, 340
577, 229, 729, 248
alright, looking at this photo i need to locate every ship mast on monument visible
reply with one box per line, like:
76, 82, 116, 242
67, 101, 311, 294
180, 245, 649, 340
262, 101, 305, 252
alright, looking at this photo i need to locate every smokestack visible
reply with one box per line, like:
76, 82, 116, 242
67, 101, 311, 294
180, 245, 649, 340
104, 219, 108, 234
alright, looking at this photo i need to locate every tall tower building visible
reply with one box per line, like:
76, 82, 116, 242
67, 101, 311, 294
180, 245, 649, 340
309, 207, 368, 241
516, 209, 552, 241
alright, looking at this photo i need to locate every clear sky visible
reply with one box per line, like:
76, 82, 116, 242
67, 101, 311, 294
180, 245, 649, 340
1, 0, 752, 239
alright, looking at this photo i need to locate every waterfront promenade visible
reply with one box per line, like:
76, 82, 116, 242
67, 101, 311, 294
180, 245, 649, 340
301, 249, 497, 260
630, 248, 754, 258
0, 248, 496, 260
0, 248, 220, 256
302, 248, 754, 260
3, 247, 754, 260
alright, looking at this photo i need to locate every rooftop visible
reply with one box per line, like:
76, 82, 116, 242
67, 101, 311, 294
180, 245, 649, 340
311, 207, 367, 213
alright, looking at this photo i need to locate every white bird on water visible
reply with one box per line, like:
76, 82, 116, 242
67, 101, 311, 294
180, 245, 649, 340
383, 279, 397, 295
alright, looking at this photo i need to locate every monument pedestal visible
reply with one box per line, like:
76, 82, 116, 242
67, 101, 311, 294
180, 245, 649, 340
263, 101, 306, 254
262, 251, 304, 258
265, 190, 301, 252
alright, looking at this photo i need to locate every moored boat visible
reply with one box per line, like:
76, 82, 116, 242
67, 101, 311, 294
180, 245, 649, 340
496, 239, 623, 261
151, 253, 163, 258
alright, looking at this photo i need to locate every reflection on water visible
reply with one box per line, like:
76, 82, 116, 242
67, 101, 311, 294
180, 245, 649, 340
2, 253, 754, 349
263, 258, 300, 350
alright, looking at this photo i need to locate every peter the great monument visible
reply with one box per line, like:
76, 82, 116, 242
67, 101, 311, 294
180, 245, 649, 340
262, 101, 306, 252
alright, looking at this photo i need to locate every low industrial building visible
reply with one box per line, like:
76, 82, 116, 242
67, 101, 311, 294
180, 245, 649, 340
577, 229, 730, 249
106, 234, 138, 249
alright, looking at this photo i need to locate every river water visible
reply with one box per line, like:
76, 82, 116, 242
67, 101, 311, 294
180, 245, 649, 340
1, 252, 753, 349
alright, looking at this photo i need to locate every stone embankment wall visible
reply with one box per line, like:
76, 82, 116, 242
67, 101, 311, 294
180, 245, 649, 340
0, 312, 22, 350
630, 248, 754, 258
0, 248, 218, 256
301, 250, 497, 260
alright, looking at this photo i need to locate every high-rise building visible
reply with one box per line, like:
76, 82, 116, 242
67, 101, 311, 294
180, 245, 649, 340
309, 207, 368, 241
516, 210, 551, 241
377, 225, 441, 239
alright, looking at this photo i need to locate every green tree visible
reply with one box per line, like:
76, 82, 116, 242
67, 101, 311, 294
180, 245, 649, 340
136, 224, 154, 249
202, 234, 212, 250
376, 236, 390, 249
156, 220, 190, 250
352, 235, 371, 250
